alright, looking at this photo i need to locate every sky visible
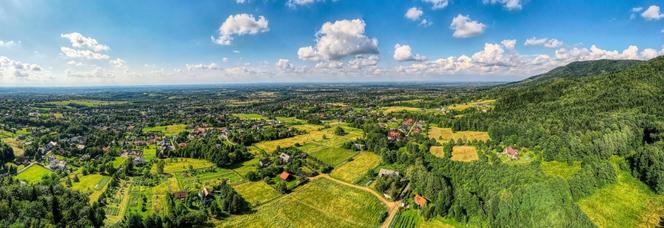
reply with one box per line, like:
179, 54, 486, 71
1, 0, 664, 86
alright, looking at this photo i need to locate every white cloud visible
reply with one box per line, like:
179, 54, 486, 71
276, 58, 294, 71
60, 47, 110, 60
287, 0, 319, 8
405, 7, 423, 21
450, 15, 486, 38
110, 58, 126, 68
642, 5, 664, 21
422, 0, 448, 10
297, 19, 379, 61
61, 33, 110, 52
393, 44, 426, 62
419, 19, 433, 27
501, 39, 516, 49
185, 63, 220, 71
524, 37, 563, 48
0, 56, 42, 78
0, 40, 20, 48
348, 55, 379, 69
483, 0, 522, 10
212, 14, 269, 45
641, 48, 659, 59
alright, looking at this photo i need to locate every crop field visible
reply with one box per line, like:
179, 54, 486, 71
219, 178, 387, 228
70, 174, 112, 202
382, 106, 423, 114
143, 145, 157, 161
3, 137, 24, 157
176, 168, 243, 191
142, 124, 187, 136
255, 122, 361, 153
276, 116, 305, 125
232, 157, 259, 176
46, 99, 128, 107
578, 157, 664, 228
15, 164, 53, 184
234, 113, 268, 120
450, 146, 478, 162
428, 127, 490, 143
234, 181, 282, 206
112, 157, 127, 168
330, 152, 381, 183
303, 145, 356, 167
541, 161, 581, 179
429, 146, 445, 158
104, 181, 132, 225
446, 99, 496, 111
154, 158, 215, 174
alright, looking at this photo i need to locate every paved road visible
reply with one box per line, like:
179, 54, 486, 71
311, 174, 401, 228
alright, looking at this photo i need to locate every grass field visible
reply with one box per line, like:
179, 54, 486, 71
2, 137, 24, 157
234, 113, 268, 120
69, 174, 112, 203
450, 146, 478, 162
219, 178, 387, 228
276, 116, 305, 125
176, 168, 243, 191
15, 164, 53, 184
46, 99, 127, 107
446, 99, 496, 111
390, 209, 472, 228
382, 106, 422, 114
428, 127, 490, 143
541, 161, 581, 179
429, 146, 445, 158
331, 152, 382, 183
232, 157, 260, 176
256, 122, 361, 153
104, 181, 131, 225
303, 145, 356, 167
155, 158, 215, 174
143, 145, 157, 161
142, 124, 187, 136
577, 157, 664, 228
234, 181, 282, 206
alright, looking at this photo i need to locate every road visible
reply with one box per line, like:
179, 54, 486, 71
311, 174, 401, 228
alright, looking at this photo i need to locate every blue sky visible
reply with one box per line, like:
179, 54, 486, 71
1, 0, 663, 86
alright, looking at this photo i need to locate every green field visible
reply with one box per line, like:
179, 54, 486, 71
234, 181, 282, 206
382, 106, 423, 114
69, 174, 112, 202
276, 116, 305, 125
234, 113, 268, 120
577, 157, 664, 227
219, 178, 387, 227
176, 168, 243, 191
154, 158, 216, 174
428, 127, 490, 143
232, 157, 260, 176
541, 161, 581, 179
390, 209, 464, 228
303, 145, 356, 167
112, 157, 127, 168
446, 99, 496, 111
143, 145, 157, 161
255, 122, 361, 153
15, 164, 53, 184
330, 152, 382, 183
142, 124, 187, 136
46, 99, 128, 107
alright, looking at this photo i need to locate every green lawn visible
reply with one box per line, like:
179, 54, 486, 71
69, 174, 112, 202
142, 124, 187, 136
219, 178, 387, 227
232, 157, 259, 176
541, 161, 581, 179
112, 157, 127, 168
331, 152, 382, 183
155, 158, 215, 174
15, 164, 53, 184
234, 113, 268, 120
234, 181, 282, 206
302, 144, 356, 167
276, 116, 305, 125
176, 168, 243, 191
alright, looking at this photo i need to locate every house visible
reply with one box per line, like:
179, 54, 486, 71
402, 118, 414, 127
387, 129, 403, 141
259, 158, 272, 167
279, 153, 292, 163
199, 187, 213, 203
279, 171, 290, 181
47, 157, 66, 171
414, 194, 428, 208
133, 157, 146, 166
503, 146, 519, 160
174, 191, 188, 199
378, 168, 401, 177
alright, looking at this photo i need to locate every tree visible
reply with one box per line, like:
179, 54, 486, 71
334, 126, 347, 136
156, 159, 165, 175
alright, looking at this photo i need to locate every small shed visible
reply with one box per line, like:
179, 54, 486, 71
279, 171, 290, 181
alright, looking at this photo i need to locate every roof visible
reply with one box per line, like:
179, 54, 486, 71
414, 194, 427, 207
174, 191, 188, 199
202, 187, 210, 197
280, 171, 290, 180
504, 146, 518, 155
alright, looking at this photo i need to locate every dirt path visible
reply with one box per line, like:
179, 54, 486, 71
311, 174, 401, 228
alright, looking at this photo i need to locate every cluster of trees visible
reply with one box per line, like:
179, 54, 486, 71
629, 143, 664, 194
0, 142, 14, 164
0, 177, 106, 227
165, 134, 253, 167
228, 125, 302, 146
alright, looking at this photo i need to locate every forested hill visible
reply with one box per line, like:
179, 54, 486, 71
517, 59, 644, 84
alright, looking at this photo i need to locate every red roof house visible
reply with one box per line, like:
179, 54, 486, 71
280, 171, 290, 181
387, 129, 403, 141
503, 146, 519, 160
414, 194, 428, 208
174, 191, 188, 199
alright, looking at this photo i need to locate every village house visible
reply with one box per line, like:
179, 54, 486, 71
199, 187, 213, 204
259, 158, 272, 167
133, 156, 146, 166
47, 156, 66, 171
503, 146, 519, 160
387, 129, 403, 141
414, 194, 428, 208
378, 168, 401, 177
279, 153, 292, 163
174, 191, 188, 199
280, 171, 291, 181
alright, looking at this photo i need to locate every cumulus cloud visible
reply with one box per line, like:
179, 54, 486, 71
641, 48, 659, 59
483, 0, 522, 10
642, 5, 664, 21
501, 39, 517, 49
212, 14, 269, 45
450, 15, 486, 38
348, 55, 379, 69
524, 37, 563, 48
422, 0, 448, 10
60, 47, 110, 60
61, 33, 110, 52
0, 56, 42, 78
0, 40, 20, 48
297, 19, 379, 61
185, 63, 220, 71
110, 58, 126, 68
405, 7, 423, 21
276, 58, 295, 71
393, 44, 426, 62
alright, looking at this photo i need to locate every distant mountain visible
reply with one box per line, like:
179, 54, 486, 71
519, 59, 643, 84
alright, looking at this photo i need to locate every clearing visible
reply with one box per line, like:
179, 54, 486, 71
142, 124, 187, 136
446, 99, 496, 112
430, 146, 445, 158
234, 181, 282, 206
330, 152, 382, 183
234, 113, 268, 120
428, 127, 490, 144
541, 161, 582, 179
450, 146, 478, 162
153, 158, 216, 174
15, 164, 53, 184
69, 174, 112, 203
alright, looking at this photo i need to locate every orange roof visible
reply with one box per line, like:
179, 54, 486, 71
414, 194, 427, 207
280, 171, 290, 180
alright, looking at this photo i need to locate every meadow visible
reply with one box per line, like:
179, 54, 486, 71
450, 146, 478, 162
153, 158, 215, 174
234, 181, 282, 206
234, 113, 268, 120
219, 178, 387, 228
541, 161, 581, 179
276, 116, 306, 125
382, 106, 423, 114
175, 168, 243, 191
46, 99, 128, 107
143, 145, 157, 161
330, 152, 382, 183
142, 124, 188, 136
69, 174, 112, 202
429, 146, 444, 158
15, 164, 53, 184
255, 122, 361, 153
428, 127, 490, 143
446, 99, 496, 111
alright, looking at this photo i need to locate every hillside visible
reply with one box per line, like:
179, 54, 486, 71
519, 59, 644, 84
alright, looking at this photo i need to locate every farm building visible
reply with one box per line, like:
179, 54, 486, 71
503, 146, 519, 160
280, 171, 291, 181
378, 168, 401, 177
279, 153, 292, 163
414, 194, 428, 208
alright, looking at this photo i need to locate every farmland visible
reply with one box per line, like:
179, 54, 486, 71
219, 178, 387, 228
15, 164, 53, 184
69, 174, 112, 202
446, 99, 496, 111
142, 124, 187, 136
331, 152, 382, 183
428, 127, 490, 143
234, 181, 282, 206
153, 158, 215, 174
255, 122, 361, 153
45, 99, 128, 107
450, 146, 478, 162
429, 146, 445, 158
234, 113, 268, 120
382, 106, 423, 114
175, 168, 243, 191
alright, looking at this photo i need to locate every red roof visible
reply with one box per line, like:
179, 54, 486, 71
504, 146, 518, 156
414, 194, 427, 207
280, 171, 290, 181
388, 129, 403, 140
403, 118, 414, 126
